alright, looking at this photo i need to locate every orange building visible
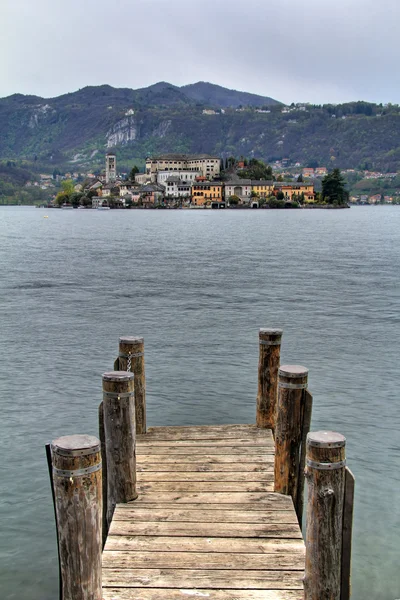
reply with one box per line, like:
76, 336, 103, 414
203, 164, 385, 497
192, 182, 223, 206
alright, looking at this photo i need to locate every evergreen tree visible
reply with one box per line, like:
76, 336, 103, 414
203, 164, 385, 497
321, 169, 349, 205
129, 165, 139, 181
297, 174, 303, 182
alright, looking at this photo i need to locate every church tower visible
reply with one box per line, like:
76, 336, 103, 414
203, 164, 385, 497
105, 152, 116, 183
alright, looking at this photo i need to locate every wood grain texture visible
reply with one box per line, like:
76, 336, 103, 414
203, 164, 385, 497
103, 590, 304, 600
274, 367, 308, 503
103, 550, 305, 570
341, 467, 355, 600
111, 508, 298, 524
256, 329, 282, 429
304, 431, 346, 600
104, 535, 305, 554
118, 337, 146, 434
51, 434, 102, 600
102, 371, 137, 530
102, 568, 303, 589
108, 521, 302, 538
102, 423, 305, 598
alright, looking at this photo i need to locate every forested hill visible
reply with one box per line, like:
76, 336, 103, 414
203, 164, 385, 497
1, 81, 400, 173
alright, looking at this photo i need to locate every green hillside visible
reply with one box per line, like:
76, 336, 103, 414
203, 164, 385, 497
0, 82, 399, 173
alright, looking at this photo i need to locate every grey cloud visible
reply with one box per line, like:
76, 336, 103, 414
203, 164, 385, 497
1, 0, 399, 103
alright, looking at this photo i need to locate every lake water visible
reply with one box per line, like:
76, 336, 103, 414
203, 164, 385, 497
0, 206, 399, 600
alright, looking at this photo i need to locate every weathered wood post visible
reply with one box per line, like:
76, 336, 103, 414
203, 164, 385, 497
256, 328, 283, 430
50, 434, 102, 600
274, 365, 308, 509
304, 431, 347, 600
102, 371, 137, 533
115, 336, 146, 434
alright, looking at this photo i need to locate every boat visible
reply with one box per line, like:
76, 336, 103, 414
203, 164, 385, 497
97, 205, 111, 210
61, 204, 73, 210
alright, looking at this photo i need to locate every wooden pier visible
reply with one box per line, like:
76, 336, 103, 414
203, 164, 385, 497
103, 424, 304, 599
47, 330, 355, 600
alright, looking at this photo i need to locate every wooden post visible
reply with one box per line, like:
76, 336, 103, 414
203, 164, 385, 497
304, 431, 347, 600
98, 402, 108, 548
116, 336, 146, 434
274, 365, 308, 505
295, 389, 313, 527
102, 371, 137, 533
256, 328, 283, 430
50, 434, 102, 600
341, 467, 355, 600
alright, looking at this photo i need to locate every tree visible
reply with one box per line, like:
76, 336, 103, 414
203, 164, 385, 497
228, 195, 240, 205
129, 165, 139, 181
238, 159, 273, 181
61, 179, 75, 195
276, 191, 284, 200
321, 169, 349, 205
297, 174, 303, 182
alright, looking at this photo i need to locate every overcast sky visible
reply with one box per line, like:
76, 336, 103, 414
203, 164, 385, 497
1, 0, 399, 104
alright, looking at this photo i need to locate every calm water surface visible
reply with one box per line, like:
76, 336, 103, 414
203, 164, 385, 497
0, 206, 399, 599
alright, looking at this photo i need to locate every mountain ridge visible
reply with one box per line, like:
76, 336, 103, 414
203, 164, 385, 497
1, 82, 400, 173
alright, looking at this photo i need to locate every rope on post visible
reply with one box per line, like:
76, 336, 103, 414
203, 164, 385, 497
115, 336, 147, 434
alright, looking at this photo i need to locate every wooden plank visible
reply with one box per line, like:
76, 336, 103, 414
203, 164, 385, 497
137, 447, 275, 455
102, 550, 305, 570
146, 424, 272, 435
123, 492, 294, 505
103, 589, 304, 600
141, 428, 273, 441
137, 462, 274, 472
137, 454, 273, 464
137, 438, 274, 447
102, 568, 304, 589
112, 508, 298, 524
341, 467, 355, 600
116, 501, 295, 512
104, 535, 305, 554
137, 472, 274, 482
137, 482, 274, 493
108, 521, 302, 539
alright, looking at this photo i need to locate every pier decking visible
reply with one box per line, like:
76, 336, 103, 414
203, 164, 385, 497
48, 331, 354, 600
102, 424, 305, 599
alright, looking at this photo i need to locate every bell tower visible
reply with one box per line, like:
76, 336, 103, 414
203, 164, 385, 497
105, 152, 116, 183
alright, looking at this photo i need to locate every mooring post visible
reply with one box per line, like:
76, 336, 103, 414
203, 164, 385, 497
115, 336, 146, 434
256, 328, 283, 430
304, 431, 347, 600
274, 365, 308, 507
102, 371, 137, 533
50, 434, 102, 600
296, 388, 313, 528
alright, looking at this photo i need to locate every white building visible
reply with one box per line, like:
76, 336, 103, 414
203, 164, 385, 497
163, 176, 191, 199
157, 171, 198, 185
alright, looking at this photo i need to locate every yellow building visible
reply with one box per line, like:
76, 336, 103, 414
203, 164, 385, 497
192, 182, 223, 206
251, 180, 274, 198
274, 183, 315, 202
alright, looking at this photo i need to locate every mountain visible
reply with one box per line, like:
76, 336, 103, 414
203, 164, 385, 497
0, 82, 400, 173
181, 82, 280, 108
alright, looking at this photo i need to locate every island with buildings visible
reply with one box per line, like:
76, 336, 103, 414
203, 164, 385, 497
85, 152, 317, 209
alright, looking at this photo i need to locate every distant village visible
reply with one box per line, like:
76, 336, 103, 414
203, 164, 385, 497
28, 152, 400, 208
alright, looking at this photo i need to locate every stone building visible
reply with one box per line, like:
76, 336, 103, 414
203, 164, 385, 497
105, 152, 117, 183
145, 154, 220, 181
